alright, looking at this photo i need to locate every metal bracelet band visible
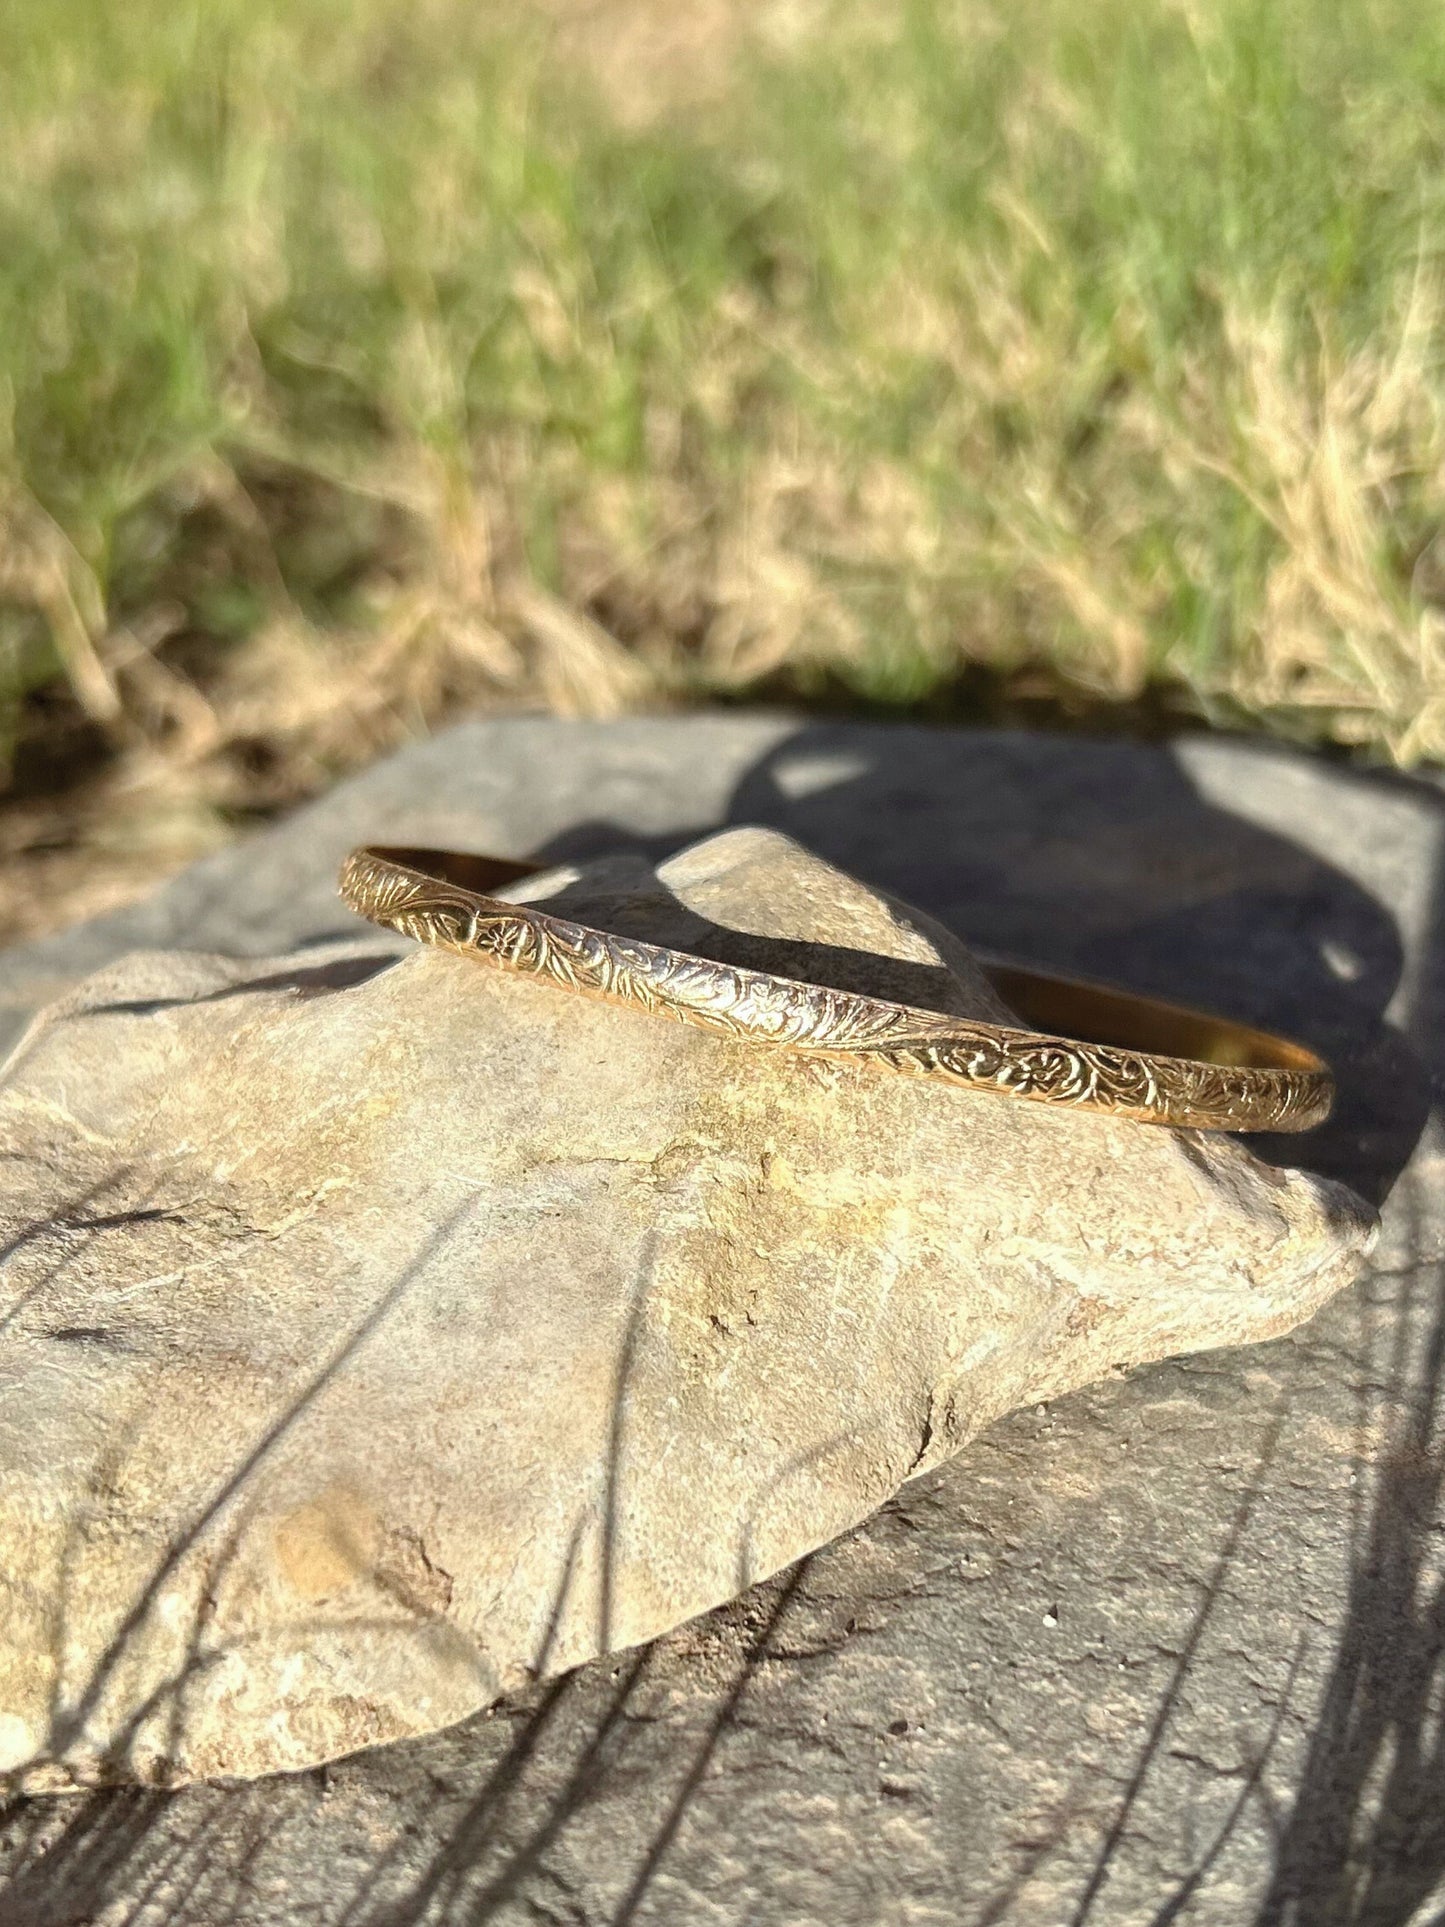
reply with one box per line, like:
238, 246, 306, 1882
337, 845, 1335, 1134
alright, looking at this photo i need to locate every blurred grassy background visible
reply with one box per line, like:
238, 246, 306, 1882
2, 0, 1445, 931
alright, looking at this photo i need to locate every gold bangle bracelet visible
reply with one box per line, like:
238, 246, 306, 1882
337, 845, 1334, 1135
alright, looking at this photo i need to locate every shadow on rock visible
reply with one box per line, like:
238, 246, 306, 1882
2, 721, 1440, 1924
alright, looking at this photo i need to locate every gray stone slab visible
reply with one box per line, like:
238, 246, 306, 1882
2, 714, 1444, 1924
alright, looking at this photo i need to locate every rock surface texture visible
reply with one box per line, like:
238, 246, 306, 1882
0, 823, 1370, 1790
0, 717, 1440, 1922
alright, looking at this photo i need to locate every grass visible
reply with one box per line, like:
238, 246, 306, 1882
2, 0, 1445, 927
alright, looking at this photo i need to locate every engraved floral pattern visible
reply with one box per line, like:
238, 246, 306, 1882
338, 851, 1332, 1133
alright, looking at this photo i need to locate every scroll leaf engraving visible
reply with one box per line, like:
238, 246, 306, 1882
338, 851, 1332, 1133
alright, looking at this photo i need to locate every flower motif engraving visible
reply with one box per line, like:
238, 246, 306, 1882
337, 849, 1332, 1133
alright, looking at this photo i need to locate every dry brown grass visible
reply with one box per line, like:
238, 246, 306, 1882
3, 0, 1445, 939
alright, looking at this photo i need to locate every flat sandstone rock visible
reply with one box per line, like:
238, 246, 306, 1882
0, 826, 1372, 1789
